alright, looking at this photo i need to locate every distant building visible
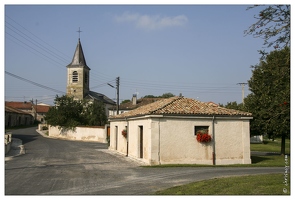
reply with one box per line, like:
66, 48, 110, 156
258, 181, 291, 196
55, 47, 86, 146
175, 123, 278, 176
66, 38, 115, 116
5, 101, 50, 123
5, 106, 34, 127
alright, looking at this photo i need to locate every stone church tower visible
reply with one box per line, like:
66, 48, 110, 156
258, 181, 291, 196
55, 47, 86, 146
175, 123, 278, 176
65, 38, 116, 117
66, 39, 90, 100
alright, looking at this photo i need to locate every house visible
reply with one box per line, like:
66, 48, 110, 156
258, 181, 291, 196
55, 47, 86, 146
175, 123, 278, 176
32, 104, 50, 123
109, 96, 252, 165
109, 94, 164, 116
66, 38, 115, 116
5, 101, 50, 123
5, 106, 34, 127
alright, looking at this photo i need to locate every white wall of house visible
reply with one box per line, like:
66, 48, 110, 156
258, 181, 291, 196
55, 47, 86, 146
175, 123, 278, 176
157, 117, 214, 165
49, 125, 108, 143
110, 115, 252, 165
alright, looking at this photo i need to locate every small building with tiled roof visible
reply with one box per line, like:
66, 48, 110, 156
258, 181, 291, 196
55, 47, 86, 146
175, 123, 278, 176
5, 106, 34, 127
5, 101, 51, 123
109, 96, 252, 165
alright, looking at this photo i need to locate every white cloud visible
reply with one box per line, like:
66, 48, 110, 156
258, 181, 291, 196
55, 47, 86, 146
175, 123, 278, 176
114, 12, 188, 30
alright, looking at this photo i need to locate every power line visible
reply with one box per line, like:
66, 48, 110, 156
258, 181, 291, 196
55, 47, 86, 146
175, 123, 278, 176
5, 15, 115, 85
5, 15, 71, 60
6, 22, 69, 64
5, 71, 65, 94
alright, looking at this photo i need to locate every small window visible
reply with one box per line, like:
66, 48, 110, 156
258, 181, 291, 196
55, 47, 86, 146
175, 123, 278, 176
85, 72, 88, 84
72, 71, 78, 82
194, 126, 209, 135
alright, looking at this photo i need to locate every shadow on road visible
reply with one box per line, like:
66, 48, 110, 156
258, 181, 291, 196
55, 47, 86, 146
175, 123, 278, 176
11, 134, 38, 145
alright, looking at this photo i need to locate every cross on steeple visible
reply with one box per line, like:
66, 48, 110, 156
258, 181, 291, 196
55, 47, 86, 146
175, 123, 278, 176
77, 27, 82, 39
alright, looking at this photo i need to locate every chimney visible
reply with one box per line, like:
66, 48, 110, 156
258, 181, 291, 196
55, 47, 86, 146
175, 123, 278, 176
132, 94, 137, 105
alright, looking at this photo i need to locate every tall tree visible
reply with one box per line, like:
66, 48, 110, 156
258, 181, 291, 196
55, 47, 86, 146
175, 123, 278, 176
45, 95, 107, 130
244, 5, 290, 58
45, 95, 84, 130
82, 101, 107, 126
244, 47, 290, 154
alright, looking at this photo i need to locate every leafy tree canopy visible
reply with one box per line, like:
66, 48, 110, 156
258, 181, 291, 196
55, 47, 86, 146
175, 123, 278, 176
143, 93, 175, 98
219, 101, 244, 111
121, 99, 131, 104
244, 5, 290, 59
45, 95, 107, 130
244, 47, 290, 154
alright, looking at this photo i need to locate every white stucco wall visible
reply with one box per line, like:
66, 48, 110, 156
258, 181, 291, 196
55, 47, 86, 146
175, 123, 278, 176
49, 125, 108, 143
110, 115, 252, 165
157, 117, 214, 165
109, 119, 152, 163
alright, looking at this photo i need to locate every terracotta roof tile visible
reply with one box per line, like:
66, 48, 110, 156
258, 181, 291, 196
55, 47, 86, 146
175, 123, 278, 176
5, 106, 31, 115
5, 101, 51, 113
112, 98, 165, 110
5, 101, 33, 109
109, 97, 252, 119
34, 105, 50, 113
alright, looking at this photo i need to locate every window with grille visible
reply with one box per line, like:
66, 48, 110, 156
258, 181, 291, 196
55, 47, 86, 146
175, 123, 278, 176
72, 71, 78, 82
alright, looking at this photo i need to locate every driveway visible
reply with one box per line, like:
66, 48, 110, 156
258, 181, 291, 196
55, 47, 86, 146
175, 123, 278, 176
5, 127, 284, 195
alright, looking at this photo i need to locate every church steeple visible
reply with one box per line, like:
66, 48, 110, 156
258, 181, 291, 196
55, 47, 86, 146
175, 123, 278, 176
66, 38, 90, 100
68, 39, 90, 69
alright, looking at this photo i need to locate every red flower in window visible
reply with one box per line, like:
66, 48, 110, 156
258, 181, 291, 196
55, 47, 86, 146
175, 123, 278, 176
122, 129, 127, 138
196, 130, 212, 143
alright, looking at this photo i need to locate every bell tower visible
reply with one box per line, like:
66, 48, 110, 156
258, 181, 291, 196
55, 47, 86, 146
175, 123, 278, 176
66, 38, 90, 100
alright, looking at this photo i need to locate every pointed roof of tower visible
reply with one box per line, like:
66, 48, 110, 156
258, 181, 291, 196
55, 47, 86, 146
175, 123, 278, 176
67, 39, 90, 70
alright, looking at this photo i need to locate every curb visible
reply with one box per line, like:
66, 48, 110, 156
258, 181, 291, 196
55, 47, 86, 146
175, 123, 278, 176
5, 138, 25, 161
35, 129, 50, 138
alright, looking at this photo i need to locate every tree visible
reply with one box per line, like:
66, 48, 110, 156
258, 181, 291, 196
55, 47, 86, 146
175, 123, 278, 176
244, 5, 290, 59
121, 99, 131, 104
160, 93, 175, 98
82, 101, 107, 126
219, 101, 244, 111
244, 47, 290, 154
45, 95, 107, 130
45, 95, 84, 130
143, 95, 157, 98
143, 93, 175, 98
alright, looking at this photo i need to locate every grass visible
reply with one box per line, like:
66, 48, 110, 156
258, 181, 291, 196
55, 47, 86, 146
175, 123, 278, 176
154, 137, 291, 195
251, 138, 290, 154
143, 154, 288, 168
155, 173, 290, 195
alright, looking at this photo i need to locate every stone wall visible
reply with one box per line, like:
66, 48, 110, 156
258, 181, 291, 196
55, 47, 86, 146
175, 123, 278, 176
48, 125, 108, 143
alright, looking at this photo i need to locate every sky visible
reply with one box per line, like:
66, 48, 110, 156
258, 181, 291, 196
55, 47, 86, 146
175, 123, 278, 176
3, 2, 284, 105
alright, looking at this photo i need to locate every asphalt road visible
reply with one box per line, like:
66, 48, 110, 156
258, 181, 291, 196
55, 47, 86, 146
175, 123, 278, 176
5, 127, 284, 195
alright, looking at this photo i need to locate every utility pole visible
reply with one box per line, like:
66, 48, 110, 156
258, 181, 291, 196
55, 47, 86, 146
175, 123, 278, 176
116, 77, 120, 115
108, 77, 120, 115
237, 83, 248, 105
35, 99, 38, 121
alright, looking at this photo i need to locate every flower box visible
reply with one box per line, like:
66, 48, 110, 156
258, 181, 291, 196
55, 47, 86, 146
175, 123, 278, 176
196, 130, 212, 143
122, 129, 127, 138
